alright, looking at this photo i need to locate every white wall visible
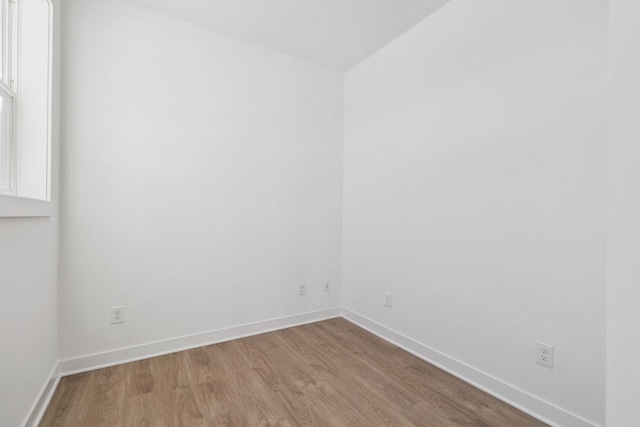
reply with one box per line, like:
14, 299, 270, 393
607, 0, 640, 425
343, 1, 608, 425
59, 0, 343, 360
0, 220, 58, 427
0, 1, 60, 426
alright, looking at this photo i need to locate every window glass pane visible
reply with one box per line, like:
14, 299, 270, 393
0, 96, 6, 188
0, 94, 11, 191
0, 0, 4, 81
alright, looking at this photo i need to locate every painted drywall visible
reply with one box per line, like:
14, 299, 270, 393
0, 1, 61, 425
343, 0, 607, 424
0, 220, 58, 427
59, 0, 342, 361
607, 0, 640, 425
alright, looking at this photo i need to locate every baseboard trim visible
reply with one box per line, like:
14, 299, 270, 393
340, 308, 599, 427
22, 362, 60, 427
58, 307, 341, 376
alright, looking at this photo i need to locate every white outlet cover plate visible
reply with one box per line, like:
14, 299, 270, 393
536, 341, 553, 368
299, 283, 306, 296
324, 280, 331, 292
111, 306, 124, 324
385, 292, 392, 308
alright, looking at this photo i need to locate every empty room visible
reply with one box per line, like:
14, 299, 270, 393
0, 0, 638, 426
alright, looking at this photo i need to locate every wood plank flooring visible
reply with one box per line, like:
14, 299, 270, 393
40, 318, 547, 426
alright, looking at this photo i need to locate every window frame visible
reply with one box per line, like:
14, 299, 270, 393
0, 0, 54, 217
0, 0, 16, 196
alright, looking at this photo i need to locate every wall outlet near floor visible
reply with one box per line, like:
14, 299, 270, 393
384, 292, 392, 308
536, 342, 553, 368
324, 280, 331, 292
298, 283, 306, 296
111, 306, 124, 324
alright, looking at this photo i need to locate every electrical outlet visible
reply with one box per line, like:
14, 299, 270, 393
323, 280, 331, 292
111, 306, 124, 324
536, 342, 553, 368
385, 292, 392, 308
298, 283, 306, 296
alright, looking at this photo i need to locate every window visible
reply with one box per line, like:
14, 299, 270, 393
0, 0, 17, 194
0, 0, 53, 216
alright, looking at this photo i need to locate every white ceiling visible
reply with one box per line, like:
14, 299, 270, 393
122, 0, 450, 71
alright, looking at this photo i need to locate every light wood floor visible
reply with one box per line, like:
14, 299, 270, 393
41, 318, 546, 426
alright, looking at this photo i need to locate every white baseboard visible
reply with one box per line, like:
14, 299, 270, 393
58, 307, 341, 376
22, 362, 60, 427
340, 308, 599, 427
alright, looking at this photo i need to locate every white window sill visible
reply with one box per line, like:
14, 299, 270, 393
0, 194, 54, 217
